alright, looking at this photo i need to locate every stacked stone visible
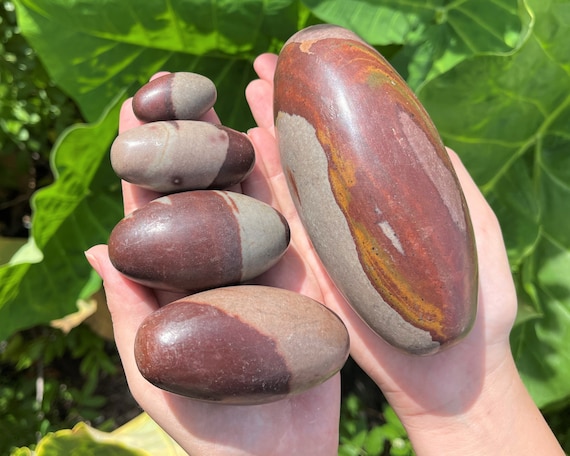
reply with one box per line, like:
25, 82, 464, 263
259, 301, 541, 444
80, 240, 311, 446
107, 71, 350, 405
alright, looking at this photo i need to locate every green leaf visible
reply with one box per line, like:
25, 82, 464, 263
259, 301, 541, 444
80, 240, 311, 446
14, 0, 301, 125
7, 0, 570, 415
4, 0, 307, 339
382, 405, 407, 435
12, 413, 186, 455
419, 0, 570, 407
302, 0, 530, 88
363, 426, 386, 454
0, 96, 123, 340
511, 239, 570, 408
0, 237, 26, 264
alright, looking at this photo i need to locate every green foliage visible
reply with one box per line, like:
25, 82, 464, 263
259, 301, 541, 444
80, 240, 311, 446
544, 405, 570, 452
0, 325, 118, 454
0, 100, 123, 338
12, 0, 307, 126
339, 394, 414, 456
0, 1, 81, 236
5, 0, 569, 411
303, 0, 528, 89
0, 0, 569, 452
419, 0, 570, 409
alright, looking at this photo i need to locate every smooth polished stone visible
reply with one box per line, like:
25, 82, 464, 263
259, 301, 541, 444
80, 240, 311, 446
110, 120, 255, 192
274, 25, 478, 355
108, 191, 290, 293
134, 285, 350, 404
133, 72, 217, 122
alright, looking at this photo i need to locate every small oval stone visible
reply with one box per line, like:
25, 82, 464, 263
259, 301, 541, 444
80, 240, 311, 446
110, 120, 255, 192
133, 72, 217, 122
134, 285, 350, 404
108, 191, 290, 292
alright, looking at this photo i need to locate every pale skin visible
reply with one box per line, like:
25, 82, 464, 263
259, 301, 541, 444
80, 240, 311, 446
85, 53, 564, 455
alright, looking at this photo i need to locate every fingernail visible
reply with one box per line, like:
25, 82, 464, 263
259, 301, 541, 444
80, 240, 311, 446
84, 249, 101, 275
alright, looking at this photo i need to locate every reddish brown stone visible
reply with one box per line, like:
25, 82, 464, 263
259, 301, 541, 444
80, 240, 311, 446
134, 285, 350, 404
133, 72, 217, 122
110, 121, 255, 192
274, 25, 478, 354
108, 191, 290, 293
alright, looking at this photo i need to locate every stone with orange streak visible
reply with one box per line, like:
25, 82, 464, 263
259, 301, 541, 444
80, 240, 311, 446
274, 25, 478, 355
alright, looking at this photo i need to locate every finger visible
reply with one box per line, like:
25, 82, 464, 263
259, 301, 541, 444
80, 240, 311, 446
446, 149, 517, 331
199, 108, 221, 124
243, 127, 295, 217
246, 79, 274, 131
253, 53, 278, 82
246, 54, 278, 130
120, 181, 161, 216
244, 128, 283, 185
446, 148, 493, 221
447, 148, 510, 274
119, 98, 143, 134
150, 71, 170, 82
85, 245, 158, 377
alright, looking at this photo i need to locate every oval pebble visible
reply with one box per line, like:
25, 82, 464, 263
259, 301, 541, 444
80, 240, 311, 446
274, 25, 478, 355
110, 120, 255, 192
108, 191, 290, 292
134, 285, 350, 404
133, 72, 217, 122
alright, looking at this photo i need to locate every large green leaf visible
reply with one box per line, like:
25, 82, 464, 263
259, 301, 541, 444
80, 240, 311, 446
8, 0, 570, 410
14, 0, 302, 125
419, 0, 570, 407
0, 97, 123, 339
2, 0, 304, 339
302, 0, 530, 88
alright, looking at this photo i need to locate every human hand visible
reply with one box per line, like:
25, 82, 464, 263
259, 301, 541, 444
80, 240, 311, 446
245, 54, 563, 456
245, 51, 517, 413
86, 55, 563, 455
85, 72, 342, 456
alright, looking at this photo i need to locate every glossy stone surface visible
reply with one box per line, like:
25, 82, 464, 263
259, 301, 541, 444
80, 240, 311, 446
134, 285, 349, 404
274, 25, 478, 355
108, 191, 290, 292
133, 72, 217, 122
110, 120, 255, 192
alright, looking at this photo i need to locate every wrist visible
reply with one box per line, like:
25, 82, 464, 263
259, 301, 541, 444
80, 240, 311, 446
399, 353, 563, 455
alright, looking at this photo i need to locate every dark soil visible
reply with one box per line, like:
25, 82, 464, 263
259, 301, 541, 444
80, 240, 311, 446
0, 151, 53, 238
93, 365, 142, 429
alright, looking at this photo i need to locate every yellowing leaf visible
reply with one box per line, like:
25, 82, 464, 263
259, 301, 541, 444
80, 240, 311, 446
50, 298, 97, 334
24, 414, 187, 456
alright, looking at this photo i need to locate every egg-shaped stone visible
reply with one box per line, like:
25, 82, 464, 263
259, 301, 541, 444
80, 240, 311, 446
110, 120, 255, 193
108, 191, 290, 292
274, 25, 478, 355
134, 285, 350, 404
133, 72, 217, 122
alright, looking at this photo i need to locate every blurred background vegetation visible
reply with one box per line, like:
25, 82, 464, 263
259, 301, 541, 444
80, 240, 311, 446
1, 0, 569, 454
0, 2, 135, 451
0, 1, 78, 237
